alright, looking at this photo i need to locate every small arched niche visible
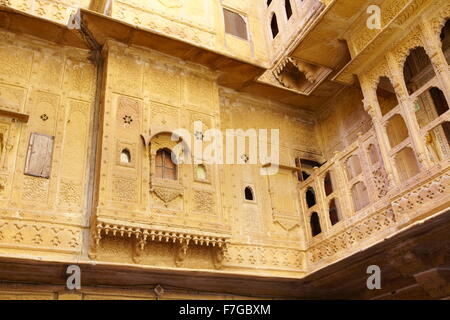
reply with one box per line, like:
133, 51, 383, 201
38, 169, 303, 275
376, 76, 399, 116
386, 114, 409, 148
403, 47, 436, 96
196, 164, 207, 181
310, 212, 322, 237
394, 147, 420, 181
244, 186, 255, 201
120, 148, 131, 164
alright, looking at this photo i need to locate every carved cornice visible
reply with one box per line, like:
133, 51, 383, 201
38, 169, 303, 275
89, 218, 231, 266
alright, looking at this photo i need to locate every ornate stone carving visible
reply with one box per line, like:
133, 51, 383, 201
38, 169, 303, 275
58, 181, 82, 207
309, 208, 396, 264
22, 176, 49, 202
192, 190, 214, 215
151, 186, 182, 207
392, 171, 449, 216
112, 177, 138, 202
0, 219, 81, 253
372, 168, 390, 198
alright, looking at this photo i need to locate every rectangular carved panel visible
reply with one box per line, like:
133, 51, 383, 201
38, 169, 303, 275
24, 133, 55, 179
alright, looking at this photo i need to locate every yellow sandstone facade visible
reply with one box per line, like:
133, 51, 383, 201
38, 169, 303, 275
0, 0, 448, 299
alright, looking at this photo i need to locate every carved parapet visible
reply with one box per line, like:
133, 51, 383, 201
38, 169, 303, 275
309, 165, 450, 269
391, 168, 450, 218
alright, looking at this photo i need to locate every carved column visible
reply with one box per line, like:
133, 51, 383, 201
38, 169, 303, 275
332, 152, 353, 218
313, 167, 329, 230
356, 131, 378, 204
359, 77, 398, 187
385, 52, 434, 169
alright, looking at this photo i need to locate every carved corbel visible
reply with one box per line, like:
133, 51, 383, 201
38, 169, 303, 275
141, 133, 151, 149
212, 246, 227, 270
175, 243, 189, 267
133, 238, 146, 263
88, 225, 102, 260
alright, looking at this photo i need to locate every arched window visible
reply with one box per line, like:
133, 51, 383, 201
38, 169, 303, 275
155, 148, 177, 180
324, 172, 334, 196
440, 19, 450, 65
285, 0, 293, 20
329, 199, 340, 226
386, 114, 409, 148
351, 181, 370, 211
196, 164, 207, 181
310, 212, 322, 237
403, 47, 435, 95
346, 155, 362, 180
306, 187, 316, 208
223, 9, 248, 40
271, 14, 279, 38
376, 76, 398, 116
120, 148, 131, 164
426, 121, 450, 162
415, 87, 449, 129
245, 186, 255, 201
367, 144, 380, 165
395, 147, 420, 181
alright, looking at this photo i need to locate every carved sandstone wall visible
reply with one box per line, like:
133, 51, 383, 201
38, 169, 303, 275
0, 29, 96, 258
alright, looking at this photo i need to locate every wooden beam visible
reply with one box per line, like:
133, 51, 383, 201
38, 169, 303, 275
262, 162, 302, 172
0, 108, 29, 123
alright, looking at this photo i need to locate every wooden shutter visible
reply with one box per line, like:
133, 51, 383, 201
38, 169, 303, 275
24, 133, 55, 179
223, 9, 248, 40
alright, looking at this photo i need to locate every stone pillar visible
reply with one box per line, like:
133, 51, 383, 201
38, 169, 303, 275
312, 167, 329, 230
332, 151, 354, 218
359, 77, 398, 186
